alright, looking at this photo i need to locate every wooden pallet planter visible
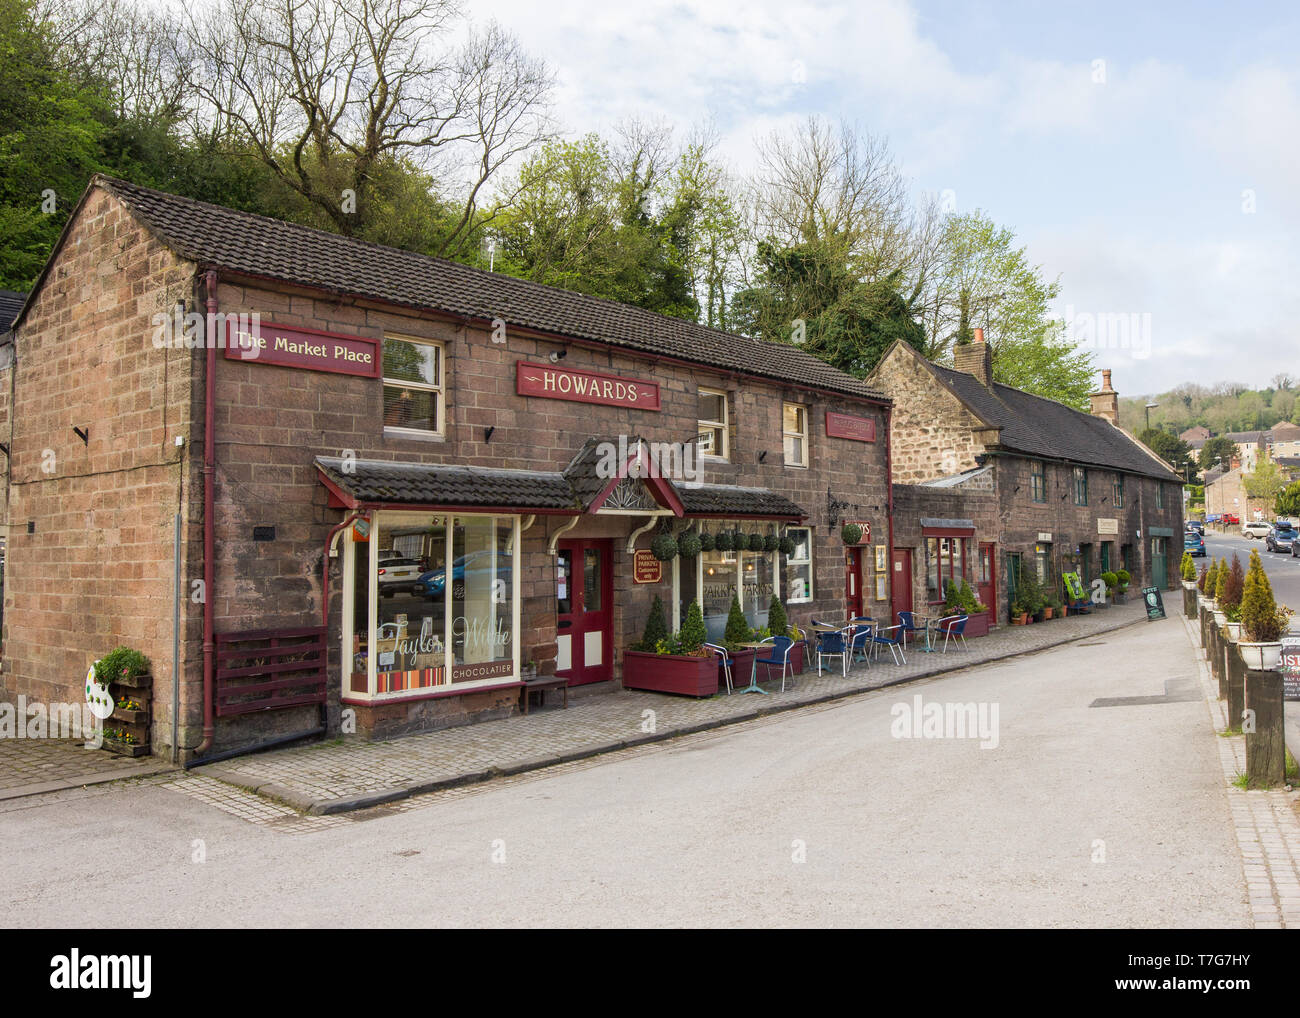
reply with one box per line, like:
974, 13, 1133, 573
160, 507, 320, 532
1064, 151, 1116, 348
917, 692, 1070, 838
104, 673, 152, 756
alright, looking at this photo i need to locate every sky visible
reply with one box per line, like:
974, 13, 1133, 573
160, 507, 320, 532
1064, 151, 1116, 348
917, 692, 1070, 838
467, 0, 1300, 398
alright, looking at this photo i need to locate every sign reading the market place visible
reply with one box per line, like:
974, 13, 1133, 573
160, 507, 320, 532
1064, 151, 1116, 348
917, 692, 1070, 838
224, 320, 381, 377
633, 549, 663, 584
825, 411, 876, 442
516, 362, 661, 410
1282, 636, 1300, 700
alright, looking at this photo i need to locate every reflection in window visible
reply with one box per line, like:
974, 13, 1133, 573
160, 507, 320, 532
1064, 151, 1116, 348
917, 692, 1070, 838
785, 526, 813, 603
451, 517, 511, 674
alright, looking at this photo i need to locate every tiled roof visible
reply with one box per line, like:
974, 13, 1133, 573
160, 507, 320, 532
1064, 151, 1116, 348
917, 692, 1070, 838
927, 361, 1182, 482
676, 483, 806, 518
90, 176, 887, 403
316, 457, 578, 511
315, 455, 807, 518
0, 290, 25, 334
1225, 431, 1266, 443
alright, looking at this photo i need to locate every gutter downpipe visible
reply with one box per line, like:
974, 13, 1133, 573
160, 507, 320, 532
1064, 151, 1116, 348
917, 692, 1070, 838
322, 512, 367, 628
195, 269, 219, 757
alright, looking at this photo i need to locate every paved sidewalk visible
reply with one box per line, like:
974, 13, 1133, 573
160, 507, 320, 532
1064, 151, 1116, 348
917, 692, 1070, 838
1181, 614, 1300, 928
193, 602, 1152, 814
0, 738, 172, 801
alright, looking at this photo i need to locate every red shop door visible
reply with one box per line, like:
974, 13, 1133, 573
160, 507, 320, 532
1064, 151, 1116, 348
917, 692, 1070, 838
977, 542, 997, 615
845, 547, 864, 619
890, 549, 912, 626
555, 539, 613, 686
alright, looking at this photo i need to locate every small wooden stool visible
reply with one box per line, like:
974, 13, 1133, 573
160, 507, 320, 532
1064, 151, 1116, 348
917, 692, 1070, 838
520, 675, 569, 714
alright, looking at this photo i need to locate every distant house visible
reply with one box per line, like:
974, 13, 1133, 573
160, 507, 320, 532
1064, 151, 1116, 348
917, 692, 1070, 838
1269, 420, 1300, 460
1180, 424, 1210, 454
1224, 430, 1268, 472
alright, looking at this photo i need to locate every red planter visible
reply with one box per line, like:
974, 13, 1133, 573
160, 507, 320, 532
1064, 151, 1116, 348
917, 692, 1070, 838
622, 650, 719, 697
724, 647, 758, 689
962, 612, 991, 638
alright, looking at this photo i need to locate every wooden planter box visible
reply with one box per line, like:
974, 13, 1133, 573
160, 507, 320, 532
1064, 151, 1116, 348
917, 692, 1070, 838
964, 612, 991, 637
622, 650, 718, 697
102, 737, 150, 758
110, 707, 149, 725
104, 671, 152, 757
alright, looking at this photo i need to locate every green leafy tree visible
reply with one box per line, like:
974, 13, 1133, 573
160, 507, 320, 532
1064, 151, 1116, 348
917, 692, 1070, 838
1244, 451, 1286, 500
1199, 436, 1239, 472
1139, 429, 1191, 471
1275, 480, 1300, 517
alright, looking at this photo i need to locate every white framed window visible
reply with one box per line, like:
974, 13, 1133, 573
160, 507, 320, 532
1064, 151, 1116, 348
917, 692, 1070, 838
783, 402, 808, 467
785, 526, 813, 603
698, 388, 729, 460
383, 335, 444, 435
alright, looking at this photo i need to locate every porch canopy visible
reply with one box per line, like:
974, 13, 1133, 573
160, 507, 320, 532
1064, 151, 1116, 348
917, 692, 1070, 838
921, 516, 975, 538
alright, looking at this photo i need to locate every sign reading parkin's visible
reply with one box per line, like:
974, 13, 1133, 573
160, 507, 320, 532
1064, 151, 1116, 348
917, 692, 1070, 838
224, 320, 381, 378
516, 362, 661, 410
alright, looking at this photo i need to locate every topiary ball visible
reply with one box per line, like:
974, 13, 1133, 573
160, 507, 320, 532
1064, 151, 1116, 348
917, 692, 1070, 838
714, 530, 734, 552
779, 536, 796, 555
764, 534, 779, 552
678, 532, 702, 558
699, 530, 715, 552
840, 523, 863, 545
747, 533, 765, 552
651, 532, 679, 561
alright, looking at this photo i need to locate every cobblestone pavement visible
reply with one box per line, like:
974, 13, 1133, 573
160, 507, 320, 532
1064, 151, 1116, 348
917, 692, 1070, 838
0, 737, 171, 800
1182, 614, 1300, 929
186, 602, 1151, 815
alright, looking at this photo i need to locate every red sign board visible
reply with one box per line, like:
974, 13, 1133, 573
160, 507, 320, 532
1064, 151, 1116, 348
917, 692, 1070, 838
517, 362, 661, 410
826, 411, 876, 442
633, 549, 664, 584
224, 320, 381, 377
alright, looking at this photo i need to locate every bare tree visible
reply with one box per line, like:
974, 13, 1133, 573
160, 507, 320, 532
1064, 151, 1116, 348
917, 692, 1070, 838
1272, 372, 1294, 392
180, 0, 553, 247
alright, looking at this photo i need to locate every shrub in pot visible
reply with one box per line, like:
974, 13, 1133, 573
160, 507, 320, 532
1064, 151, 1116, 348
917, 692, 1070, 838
1101, 571, 1118, 603
1196, 561, 1210, 594
623, 600, 718, 696
1219, 554, 1245, 641
1239, 549, 1286, 670
633, 596, 669, 652
1117, 568, 1131, 597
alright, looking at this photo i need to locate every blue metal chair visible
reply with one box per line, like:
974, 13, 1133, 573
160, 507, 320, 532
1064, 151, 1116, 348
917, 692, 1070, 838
755, 635, 796, 692
936, 614, 969, 653
703, 642, 733, 694
896, 611, 925, 647
816, 627, 850, 677
848, 618, 874, 667
872, 624, 907, 665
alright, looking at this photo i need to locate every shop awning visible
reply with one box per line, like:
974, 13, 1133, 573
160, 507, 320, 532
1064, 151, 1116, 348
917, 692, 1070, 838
921, 517, 976, 537
315, 457, 581, 513
677, 483, 806, 521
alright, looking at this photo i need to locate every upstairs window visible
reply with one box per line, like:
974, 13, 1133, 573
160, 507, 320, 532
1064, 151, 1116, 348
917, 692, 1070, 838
1155, 482, 1164, 509
1073, 467, 1088, 506
783, 403, 808, 467
698, 388, 729, 460
1031, 462, 1046, 503
383, 336, 444, 434
1114, 475, 1125, 508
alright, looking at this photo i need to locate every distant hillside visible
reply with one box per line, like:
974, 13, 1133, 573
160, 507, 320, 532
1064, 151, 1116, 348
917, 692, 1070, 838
1119, 378, 1299, 436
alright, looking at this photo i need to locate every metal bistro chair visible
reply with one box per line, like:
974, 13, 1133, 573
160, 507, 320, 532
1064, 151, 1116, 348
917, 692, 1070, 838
704, 642, 734, 695
816, 626, 851, 677
848, 617, 874, 668
896, 611, 925, 648
872, 623, 908, 665
937, 614, 969, 653
755, 635, 796, 692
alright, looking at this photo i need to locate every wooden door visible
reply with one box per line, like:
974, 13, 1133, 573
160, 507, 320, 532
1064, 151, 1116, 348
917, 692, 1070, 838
845, 547, 863, 619
555, 539, 613, 686
977, 542, 996, 614
890, 549, 912, 626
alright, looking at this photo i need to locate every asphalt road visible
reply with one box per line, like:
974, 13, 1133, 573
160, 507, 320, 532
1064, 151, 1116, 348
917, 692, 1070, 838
0, 617, 1246, 927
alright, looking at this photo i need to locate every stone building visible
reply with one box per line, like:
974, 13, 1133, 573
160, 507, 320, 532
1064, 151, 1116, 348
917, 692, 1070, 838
0, 176, 892, 758
868, 333, 1185, 625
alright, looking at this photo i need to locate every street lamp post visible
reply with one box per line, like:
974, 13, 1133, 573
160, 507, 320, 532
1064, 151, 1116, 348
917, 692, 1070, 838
1144, 401, 1159, 432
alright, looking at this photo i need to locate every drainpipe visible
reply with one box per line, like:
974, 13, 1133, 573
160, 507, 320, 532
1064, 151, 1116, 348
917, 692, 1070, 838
885, 403, 896, 619
194, 270, 219, 757
322, 512, 367, 628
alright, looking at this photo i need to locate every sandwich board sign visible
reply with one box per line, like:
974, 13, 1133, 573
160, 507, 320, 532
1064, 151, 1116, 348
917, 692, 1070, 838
1142, 586, 1166, 621
1282, 636, 1300, 701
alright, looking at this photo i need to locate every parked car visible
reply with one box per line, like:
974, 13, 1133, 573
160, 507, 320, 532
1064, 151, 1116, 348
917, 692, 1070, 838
415, 551, 512, 600
1265, 523, 1298, 552
1184, 531, 1206, 557
1223, 513, 1240, 525
1185, 519, 1205, 535
376, 554, 422, 595
1242, 520, 1272, 538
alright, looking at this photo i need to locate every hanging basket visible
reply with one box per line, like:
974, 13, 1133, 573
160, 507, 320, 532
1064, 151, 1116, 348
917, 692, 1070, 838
699, 530, 715, 552
747, 532, 765, 552
779, 535, 796, 555
714, 529, 734, 552
840, 522, 863, 545
678, 531, 702, 559
764, 533, 780, 552
650, 532, 679, 561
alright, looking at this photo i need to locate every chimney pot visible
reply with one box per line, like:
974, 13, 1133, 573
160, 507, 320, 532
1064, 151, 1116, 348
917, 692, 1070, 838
973, 327, 985, 343
1089, 368, 1120, 425
1101, 368, 1112, 391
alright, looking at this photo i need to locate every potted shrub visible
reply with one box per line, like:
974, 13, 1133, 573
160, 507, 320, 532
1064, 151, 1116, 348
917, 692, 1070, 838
1220, 554, 1245, 642
1238, 549, 1286, 670
1099, 571, 1119, 608
758, 595, 804, 677
1010, 591, 1031, 625
678, 530, 702, 559
1115, 569, 1131, 602
622, 600, 718, 696
650, 530, 679, 561
942, 579, 990, 636
1180, 553, 1196, 589
1044, 593, 1063, 619
1200, 559, 1218, 609
1017, 564, 1045, 621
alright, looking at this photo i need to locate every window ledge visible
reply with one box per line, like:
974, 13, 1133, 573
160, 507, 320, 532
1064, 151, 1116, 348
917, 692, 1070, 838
384, 427, 447, 444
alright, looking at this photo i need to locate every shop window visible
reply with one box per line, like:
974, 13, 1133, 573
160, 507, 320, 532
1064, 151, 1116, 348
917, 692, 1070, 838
1035, 542, 1051, 585
743, 549, 774, 629
1074, 467, 1088, 506
348, 512, 517, 700
784, 526, 813, 604
783, 403, 808, 467
925, 536, 970, 602
1113, 475, 1124, 508
383, 335, 444, 434
1031, 461, 1046, 503
701, 548, 739, 641
698, 388, 729, 460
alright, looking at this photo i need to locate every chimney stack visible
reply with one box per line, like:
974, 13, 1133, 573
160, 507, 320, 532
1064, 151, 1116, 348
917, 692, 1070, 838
1088, 368, 1119, 425
953, 327, 993, 387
